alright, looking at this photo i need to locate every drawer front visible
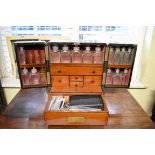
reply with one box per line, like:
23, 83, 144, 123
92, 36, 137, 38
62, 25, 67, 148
84, 76, 102, 87
51, 65, 103, 75
70, 81, 84, 88
51, 76, 69, 87
70, 76, 83, 82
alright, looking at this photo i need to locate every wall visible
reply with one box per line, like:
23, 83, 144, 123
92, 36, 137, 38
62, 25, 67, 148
128, 27, 155, 115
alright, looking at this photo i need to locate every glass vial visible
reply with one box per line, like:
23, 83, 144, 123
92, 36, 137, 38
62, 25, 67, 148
33, 49, 40, 64
61, 45, 71, 63
120, 47, 126, 65
112, 68, 122, 85
50, 45, 60, 63
121, 69, 130, 85
106, 68, 113, 85
83, 46, 93, 64
30, 67, 39, 85
39, 67, 47, 84
18, 47, 26, 65
26, 49, 33, 64
94, 46, 103, 64
21, 68, 30, 85
72, 46, 82, 63
108, 47, 114, 65
114, 47, 121, 65
40, 49, 45, 64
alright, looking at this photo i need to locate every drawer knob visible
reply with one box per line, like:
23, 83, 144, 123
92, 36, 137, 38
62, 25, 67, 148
57, 70, 62, 73
92, 71, 96, 74
91, 81, 95, 83
58, 80, 61, 83
75, 84, 78, 87
75, 77, 78, 79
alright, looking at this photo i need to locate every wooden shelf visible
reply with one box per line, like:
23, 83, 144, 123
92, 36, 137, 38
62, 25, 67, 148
105, 84, 128, 88
19, 64, 46, 68
108, 64, 132, 69
50, 63, 103, 67
22, 84, 47, 88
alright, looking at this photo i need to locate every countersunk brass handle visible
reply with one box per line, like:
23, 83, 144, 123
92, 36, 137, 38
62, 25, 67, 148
91, 81, 95, 83
75, 84, 78, 87
92, 71, 96, 74
58, 80, 61, 83
75, 77, 78, 79
67, 117, 85, 123
57, 70, 62, 73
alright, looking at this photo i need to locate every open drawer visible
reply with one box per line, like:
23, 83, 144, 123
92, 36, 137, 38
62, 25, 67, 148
44, 93, 109, 126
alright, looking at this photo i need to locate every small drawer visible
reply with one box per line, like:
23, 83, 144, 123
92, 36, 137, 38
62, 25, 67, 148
84, 76, 102, 87
70, 81, 84, 88
70, 76, 83, 82
51, 76, 69, 87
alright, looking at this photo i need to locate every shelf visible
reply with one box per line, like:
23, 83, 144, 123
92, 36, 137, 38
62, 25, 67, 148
105, 84, 128, 88
19, 64, 46, 68
108, 64, 132, 69
50, 63, 103, 67
22, 84, 47, 88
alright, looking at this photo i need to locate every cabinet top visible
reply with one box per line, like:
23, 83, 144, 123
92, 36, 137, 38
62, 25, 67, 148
14, 41, 46, 45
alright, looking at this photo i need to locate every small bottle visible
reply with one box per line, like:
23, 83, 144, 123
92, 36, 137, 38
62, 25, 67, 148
21, 68, 30, 85
61, 45, 71, 63
83, 46, 93, 64
121, 69, 130, 85
106, 68, 112, 85
114, 47, 121, 65
127, 48, 134, 65
108, 47, 114, 65
33, 49, 40, 64
72, 46, 82, 63
120, 47, 126, 65
50, 45, 60, 63
39, 49, 45, 64
112, 68, 122, 85
26, 49, 33, 64
18, 47, 26, 65
39, 67, 47, 84
94, 46, 103, 64
30, 67, 39, 85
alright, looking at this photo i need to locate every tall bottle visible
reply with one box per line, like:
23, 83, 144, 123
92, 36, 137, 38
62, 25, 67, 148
112, 68, 122, 85
106, 68, 113, 85
121, 69, 130, 85
39, 67, 47, 84
72, 46, 82, 63
39, 49, 45, 64
120, 47, 126, 65
21, 68, 30, 85
94, 46, 103, 64
83, 46, 93, 64
127, 47, 134, 65
61, 45, 71, 63
114, 47, 121, 65
30, 67, 39, 85
33, 49, 40, 64
50, 45, 60, 63
108, 47, 114, 65
26, 49, 33, 64
18, 47, 26, 65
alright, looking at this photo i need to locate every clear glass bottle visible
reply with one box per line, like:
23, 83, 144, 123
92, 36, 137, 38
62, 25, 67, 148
106, 68, 112, 85
18, 47, 26, 65
21, 68, 30, 85
72, 46, 82, 63
94, 46, 103, 64
26, 49, 33, 64
108, 47, 114, 65
112, 68, 122, 85
39, 49, 45, 64
82, 46, 93, 64
120, 47, 126, 65
33, 49, 40, 64
61, 45, 71, 63
127, 47, 134, 65
39, 67, 47, 84
30, 67, 39, 85
50, 45, 60, 63
121, 69, 130, 85
114, 47, 121, 65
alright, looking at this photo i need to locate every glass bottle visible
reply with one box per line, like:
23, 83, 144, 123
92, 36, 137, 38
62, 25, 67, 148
121, 69, 130, 85
39, 49, 45, 64
120, 47, 126, 65
30, 67, 39, 85
106, 68, 113, 85
33, 49, 40, 64
39, 67, 47, 84
72, 46, 82, 63
21, 68, 30, 85
108, 47, 114, 65
26, 49, 33, 64
112, 68, 122, 85
94, 46, 103, 64
83, 46, 93, 64
61, 45, 71, 63
127, 47, 134, 65
114, 47, 121, 65
18, 47, 26, 65
50, 45, 60, 63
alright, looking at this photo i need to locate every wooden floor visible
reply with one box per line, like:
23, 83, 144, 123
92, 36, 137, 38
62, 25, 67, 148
0, 88, 154, 129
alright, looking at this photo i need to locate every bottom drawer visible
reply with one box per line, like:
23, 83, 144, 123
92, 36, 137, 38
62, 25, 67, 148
44, 94, 109, 126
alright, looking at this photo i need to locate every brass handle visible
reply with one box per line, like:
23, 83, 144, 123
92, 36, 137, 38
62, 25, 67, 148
75, 77, 78, 79
57, 70, 62, 73
75, 84, 78, 87
92, 71, 96, 74
58, 80, 61, 83
91, 81, 95, 83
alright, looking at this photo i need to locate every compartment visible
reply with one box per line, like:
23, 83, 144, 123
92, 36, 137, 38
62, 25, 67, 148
84, 76, 102, 87
70, 81, 84, 88
44, 94, 108, 126
70, 76, 83, 82
51, 76, 69, 87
